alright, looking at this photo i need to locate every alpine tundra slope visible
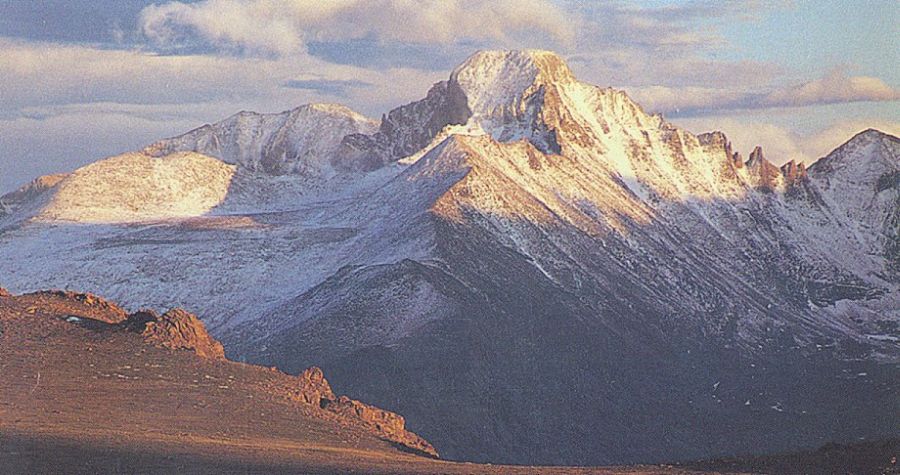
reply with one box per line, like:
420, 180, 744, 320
0, 50, 897, 465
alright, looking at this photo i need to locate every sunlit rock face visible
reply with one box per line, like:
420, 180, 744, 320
0, 50, 898, 466
29, 151, 236, 224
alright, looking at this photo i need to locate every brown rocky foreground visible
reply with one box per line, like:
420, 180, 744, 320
0, 288, 895, 474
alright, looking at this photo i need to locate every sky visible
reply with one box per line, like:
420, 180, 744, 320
1, 0, 898, 193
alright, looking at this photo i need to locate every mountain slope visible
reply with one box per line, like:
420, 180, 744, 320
3, 288, 745, 474
0, 50, 897, 466
228, 131, 899, 463
225, 51, 900, 463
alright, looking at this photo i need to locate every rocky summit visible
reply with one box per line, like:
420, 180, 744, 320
0, 49, 897, 466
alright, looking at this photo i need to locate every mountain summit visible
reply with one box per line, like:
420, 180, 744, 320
0, 49, 897, 466
450, 49, 576, 119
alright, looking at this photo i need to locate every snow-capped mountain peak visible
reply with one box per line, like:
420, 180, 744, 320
810, 128, 898, 175
145, 102, 377, 176
450, 49, 575, 115
334, 49, 644, 170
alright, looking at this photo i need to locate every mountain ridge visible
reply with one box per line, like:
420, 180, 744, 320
0, 49, 897, 466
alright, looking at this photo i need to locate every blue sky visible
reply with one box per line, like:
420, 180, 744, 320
722, 2, 898, 82
1, 0, 897, 193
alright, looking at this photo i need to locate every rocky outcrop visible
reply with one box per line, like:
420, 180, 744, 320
324, 397, 407, 438
781, 159, 808, 186
292, 366, 438, 458
294, 366, 336, 405
31, 290, 129, 323
700, 132, 746, 170
29, 287, 434, 456
2, 288, 440, 467
125, 308, 225, 359
324, 396, 435, 453
746, 146, 785, 192
0, 287, 10, 297
335, 76, 471, 171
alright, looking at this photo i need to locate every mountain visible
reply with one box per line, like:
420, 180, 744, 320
0, 50, 897, 466
145, 103, 378, 176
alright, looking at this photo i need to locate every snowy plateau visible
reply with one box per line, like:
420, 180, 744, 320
1, 50, 898, 465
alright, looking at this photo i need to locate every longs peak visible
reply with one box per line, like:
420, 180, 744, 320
0, 48, 897, 467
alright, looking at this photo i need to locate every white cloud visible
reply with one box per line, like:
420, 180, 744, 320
0, 38, 288, 110
762, 67, 899, 107
0, 37, 442, 117
563, 1, 786, 92
627, 68, 899, 116
139, 0, 306, 55
139, 0, 574, 56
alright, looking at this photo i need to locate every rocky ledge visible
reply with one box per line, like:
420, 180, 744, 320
294, 366, 438, 458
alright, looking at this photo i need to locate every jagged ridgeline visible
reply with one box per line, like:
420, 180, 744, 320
0, 50, 898, 465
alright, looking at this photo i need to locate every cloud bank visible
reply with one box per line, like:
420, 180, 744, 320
631, 67, 899, 116
139, 0, 574, 56
762, 68, 899, 108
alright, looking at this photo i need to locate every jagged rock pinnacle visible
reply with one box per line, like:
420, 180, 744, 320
781, 160, 807, 185
748, 146, 766, 166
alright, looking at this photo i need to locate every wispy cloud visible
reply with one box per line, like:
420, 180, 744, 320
630, 67, 899, 116
761, 67, 899, 107
282, 78, 371, 97
0, 37, 438, 115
